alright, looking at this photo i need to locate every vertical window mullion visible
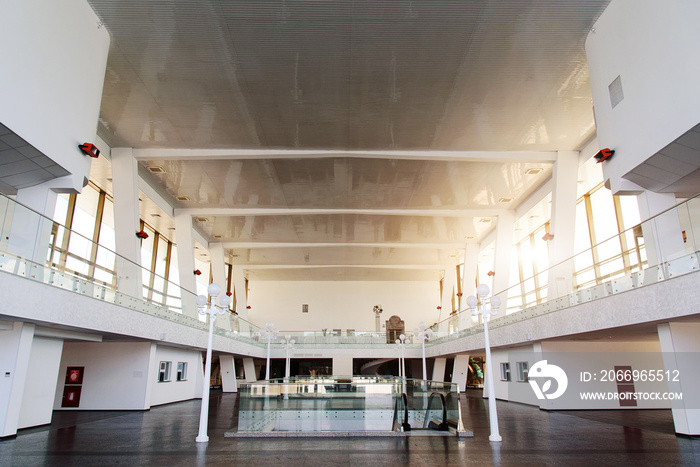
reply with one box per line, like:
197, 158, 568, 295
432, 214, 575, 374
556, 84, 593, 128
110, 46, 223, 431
584, 194, 601, 283
87, 191, 106, 279
162, 240, 172, 305
148, 231, 159, 301
612, 195, 632, 274
58, 194, 77, 270
530, 233, 541, 302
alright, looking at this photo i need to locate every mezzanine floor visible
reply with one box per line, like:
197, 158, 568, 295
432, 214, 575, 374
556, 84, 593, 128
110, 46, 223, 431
1, 390, 699, 466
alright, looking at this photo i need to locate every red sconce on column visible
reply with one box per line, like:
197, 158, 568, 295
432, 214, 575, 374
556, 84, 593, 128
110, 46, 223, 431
194, 269, 202, 275
136, 230, 148, 239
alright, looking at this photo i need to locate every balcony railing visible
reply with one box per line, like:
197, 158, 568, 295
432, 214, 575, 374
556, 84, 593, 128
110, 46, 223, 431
429, 194, 700, 342
2, 190, 698, 348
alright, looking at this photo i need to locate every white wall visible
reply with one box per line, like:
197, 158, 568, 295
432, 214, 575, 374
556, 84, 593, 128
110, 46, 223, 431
55, 342, 204, 410
55, 342, 153, 410
585, 0, 700, 194
18, 337, 63, 429
0, 0, 110, 193
491, 340, 672, 410
0, 322, 34, 437
248, 280, 441, 332
149, 345, 203, 407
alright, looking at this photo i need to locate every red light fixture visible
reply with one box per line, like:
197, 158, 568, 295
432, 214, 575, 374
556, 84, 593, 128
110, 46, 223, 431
594, 148, 614, 163
487, 270, 495, 276
542, 232, 554, 241
136, 230, 148, 239
79, 142, 101, 158
194, 269, 202, 275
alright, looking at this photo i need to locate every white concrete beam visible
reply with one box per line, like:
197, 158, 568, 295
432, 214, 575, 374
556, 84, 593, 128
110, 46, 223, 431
223, 242, 466, 249
133, 148, 557, 163
175, 207, 505, 218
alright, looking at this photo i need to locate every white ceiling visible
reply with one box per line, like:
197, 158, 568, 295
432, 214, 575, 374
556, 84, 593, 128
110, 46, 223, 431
86, 0, 611, 280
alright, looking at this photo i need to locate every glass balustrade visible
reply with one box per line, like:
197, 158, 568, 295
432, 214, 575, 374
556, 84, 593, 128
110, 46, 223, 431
0, 192, 262, 340
2, 189, 698, 350
235, 376, 465, 435
429, 194, 700, 342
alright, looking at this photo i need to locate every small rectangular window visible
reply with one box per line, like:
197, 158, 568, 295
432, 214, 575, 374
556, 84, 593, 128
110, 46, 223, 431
516, 362, 529, 382
500, 362, 511, 382
177, 362, 188, 381
159, 361, 172, 382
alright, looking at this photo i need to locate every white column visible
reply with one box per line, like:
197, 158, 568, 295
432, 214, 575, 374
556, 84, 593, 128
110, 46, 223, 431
174, 212, 198, 319
432, 357, 447, 382
332, 355, 353, 376
143, 343, 157, 410
0, 322, 35, 437
111, 148, 142, 299
440, 258, 456, 320
461, 244, 480, 310
547, 151, 579, 299
219, 354, 238, 393
209, 243, 231, 331
657, 322, 700, 435
637, 191, 685, 267
232, 264, 249, 320
10, 184, 58, 264
492, 210, 515, 300
242, 357, 257, 382
452, 354, 470, 393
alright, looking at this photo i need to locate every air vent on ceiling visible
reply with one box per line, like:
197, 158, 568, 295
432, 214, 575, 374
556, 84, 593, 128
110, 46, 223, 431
196, 217, 209, 222
609, 75, 624, 109
213, 235, 223, 239
150, 213, 160, 217
498, 197, 513, 203
146, 166, 165, 174
175, 195, 190, 201
480, 218, 492, 223
525, 168, 543, 175
302, 304, 309, 313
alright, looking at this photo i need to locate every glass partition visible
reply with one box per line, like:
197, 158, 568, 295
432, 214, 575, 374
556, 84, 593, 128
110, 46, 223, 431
236, 376, 465, 435
237, 376, 402, 433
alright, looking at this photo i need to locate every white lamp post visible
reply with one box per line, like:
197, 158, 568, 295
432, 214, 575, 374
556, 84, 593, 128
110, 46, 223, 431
467, 283, 502, 442
373, 304, 383, 333
413, 322, 433, 381
195, 283, 230, 443
395, 333, 407, 394
281, 335, 295, 379
259, 322, 277, 380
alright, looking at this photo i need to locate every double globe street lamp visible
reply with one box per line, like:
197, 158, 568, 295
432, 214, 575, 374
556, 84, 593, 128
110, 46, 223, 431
466, 283, 502, 442
195, 283, 230, 443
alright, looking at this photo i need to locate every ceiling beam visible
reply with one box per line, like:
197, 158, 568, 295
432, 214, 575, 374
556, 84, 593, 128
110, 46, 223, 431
133, 148, 557, 163
177, 207, 505, 218
240, 264, 446, 270
224, 242, 466, 249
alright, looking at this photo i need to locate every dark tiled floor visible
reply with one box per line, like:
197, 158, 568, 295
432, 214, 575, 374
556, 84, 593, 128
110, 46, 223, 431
2, 390, 699, 466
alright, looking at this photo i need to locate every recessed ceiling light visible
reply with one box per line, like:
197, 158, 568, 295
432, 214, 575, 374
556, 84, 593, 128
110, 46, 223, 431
146, 166, 165, 174
479, 218, 492, 223
196, 217, 209, 222
213, 235, 223, 239
151, 213, 161, 217
498, 197, 513, 203
176, 195, 190, 201
525, 168, 543, 175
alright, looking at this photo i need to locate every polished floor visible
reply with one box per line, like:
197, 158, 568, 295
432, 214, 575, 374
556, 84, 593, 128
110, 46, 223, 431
2, 391, 699, 466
